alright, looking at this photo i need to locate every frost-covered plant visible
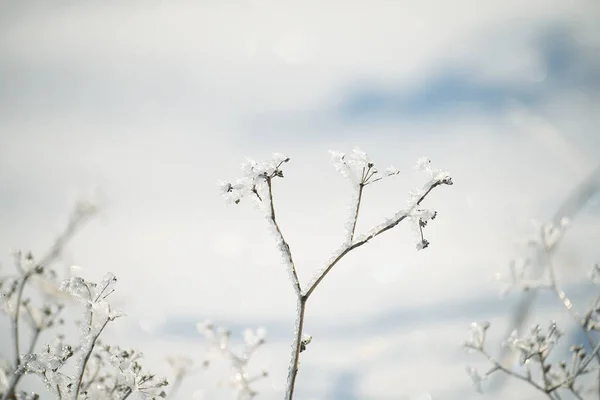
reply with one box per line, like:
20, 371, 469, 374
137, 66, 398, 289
164, 355, 198, 399
220, 148, 452, 399
0, 199, 97, 400
464, 215, 600, 399
0, 201, 168, 400
78, 342, 168, 399
196, 321, 268, 399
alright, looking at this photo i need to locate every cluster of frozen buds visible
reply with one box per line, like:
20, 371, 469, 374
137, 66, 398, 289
15, 335, 74, 397
413, 157, 453, 186
197, 321, 268, 399
407, 157, 452, 250
463, 321, 490, 352
219, 153, 290, 205
84, 344, 168, 399
329, 147, 400, 187
0, 251, 63, 318
503, 321, 563, 365
463, 320, 570, 393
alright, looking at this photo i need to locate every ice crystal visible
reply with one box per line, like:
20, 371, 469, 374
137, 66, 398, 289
503, 321, 563, 365
464, 321, 490, 351
329, 147, 400, 188
15, 336, 74, 398
219, 153, 290, 207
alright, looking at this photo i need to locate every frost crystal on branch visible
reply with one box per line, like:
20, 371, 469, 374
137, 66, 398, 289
464, 321, 490, 351
329, 147, 400, 187
218, 153, 290, 206
503, 322, 563, 365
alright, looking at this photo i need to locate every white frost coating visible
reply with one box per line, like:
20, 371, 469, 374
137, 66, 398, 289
219, 153, 289, 208
284, 297, 304, 400
59, 273, 120, 400
464, 321, 490, 351
304, 242, 351, 294
343, 187, 362, 245
329, 147, 374, 186
333, 149, 404, 246
265, 213, 299, 294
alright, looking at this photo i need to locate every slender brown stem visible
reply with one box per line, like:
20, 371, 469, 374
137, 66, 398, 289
285, 298, 306, 400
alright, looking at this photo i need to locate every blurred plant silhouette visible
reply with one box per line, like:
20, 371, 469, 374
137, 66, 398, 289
464, 163, 600, 399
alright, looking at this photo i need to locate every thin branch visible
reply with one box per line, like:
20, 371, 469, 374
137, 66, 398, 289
550, 340, 600, 392
12, 271, 32, 369
3, 300, 51, 400
476, 347, 547, 393
284, 297, 306, 400
348, 184, 364, 243
266, 177, 302, 296
73, 313, 111, 400
546, 256, 600, 388
304, 179, 448, 298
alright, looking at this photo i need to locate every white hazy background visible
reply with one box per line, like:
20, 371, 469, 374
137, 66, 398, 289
1, 1, 599, 399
